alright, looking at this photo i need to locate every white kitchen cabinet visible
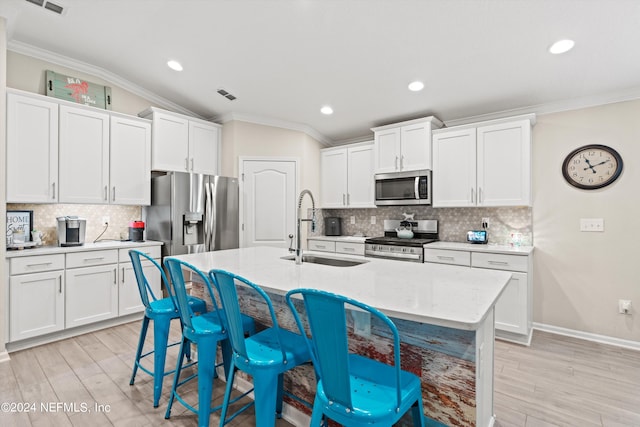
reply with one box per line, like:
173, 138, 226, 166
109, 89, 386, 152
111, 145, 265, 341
110, 114, 152, 205
321, 142, 375, 208
432, 115, 533, 207
58, 104, 110, 204
65, 250, 119, 328
307, 238, 365, 256
423, 244, 533, 344
140, 107, 220, 174
6, 90, 59, 203
372, 117, 443, 173
118, 246, 161, 316
9, 254, 65, 341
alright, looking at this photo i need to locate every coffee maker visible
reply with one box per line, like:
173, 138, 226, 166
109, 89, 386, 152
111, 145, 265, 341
57, 216, 86, 246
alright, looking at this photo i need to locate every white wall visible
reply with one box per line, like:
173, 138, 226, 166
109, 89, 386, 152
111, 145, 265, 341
532, 100, 640, 341
0, 17, 9, 361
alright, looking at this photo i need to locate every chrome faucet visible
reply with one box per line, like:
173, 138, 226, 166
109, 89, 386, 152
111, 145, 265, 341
294, 189, 316, 264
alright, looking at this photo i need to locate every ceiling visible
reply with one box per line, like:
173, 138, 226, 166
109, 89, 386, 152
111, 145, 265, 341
2, 0, 640, 144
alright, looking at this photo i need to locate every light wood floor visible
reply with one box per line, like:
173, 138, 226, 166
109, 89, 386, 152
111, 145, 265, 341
0, 322, 638, 426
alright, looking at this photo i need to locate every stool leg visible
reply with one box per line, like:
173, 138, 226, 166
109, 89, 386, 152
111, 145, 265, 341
219, 359, 237, 426
152, 315, 171, 408
309, 398, 324, 427
275, 373, 284, 418
165, 336, 188, 419
253, 370, 279, 427
411, 398, 426, 427
196, 336, 218, 427
129, 316, 150, 386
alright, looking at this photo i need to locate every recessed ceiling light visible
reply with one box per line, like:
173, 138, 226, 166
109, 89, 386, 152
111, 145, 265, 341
549, 39, 575, 54
167, 60, 183, 71
320, 106, 334, 115
408, 81, 424, 92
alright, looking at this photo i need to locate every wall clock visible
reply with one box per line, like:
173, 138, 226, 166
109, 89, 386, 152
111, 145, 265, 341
562, 144, 623, 189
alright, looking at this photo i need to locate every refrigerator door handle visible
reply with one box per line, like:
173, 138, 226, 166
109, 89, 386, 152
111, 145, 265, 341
209, 179, 218, 251
205, 180, 213, 251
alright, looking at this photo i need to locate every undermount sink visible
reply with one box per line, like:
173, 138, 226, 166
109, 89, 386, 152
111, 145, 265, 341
281, 254, 368, 267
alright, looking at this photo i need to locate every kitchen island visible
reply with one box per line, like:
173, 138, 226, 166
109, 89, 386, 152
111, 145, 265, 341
172, 246, 511, 427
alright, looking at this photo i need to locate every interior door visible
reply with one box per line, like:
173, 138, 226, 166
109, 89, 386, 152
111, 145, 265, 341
240, 159, 297, 249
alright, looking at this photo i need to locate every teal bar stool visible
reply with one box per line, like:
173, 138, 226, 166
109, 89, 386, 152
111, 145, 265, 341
128, 249, 207, 408
164, 258, 256, 427
208, 269, 311, 427
285, 288, 426, 427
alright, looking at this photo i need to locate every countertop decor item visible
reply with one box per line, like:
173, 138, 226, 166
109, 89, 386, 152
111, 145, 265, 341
6, 210, 33, 247
562, 144, 623, 189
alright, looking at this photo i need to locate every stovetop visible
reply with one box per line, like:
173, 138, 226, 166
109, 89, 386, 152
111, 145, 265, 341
364, 236, 438, 247
364, 219, 439, 248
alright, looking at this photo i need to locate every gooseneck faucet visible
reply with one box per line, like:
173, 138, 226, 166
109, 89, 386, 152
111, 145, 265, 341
294, 189, 316, 264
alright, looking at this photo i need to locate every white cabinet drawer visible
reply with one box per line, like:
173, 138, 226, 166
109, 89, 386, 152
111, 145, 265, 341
10, 254, 65, 275
335, 242, 364, 256
472, 252, 527, 272
66, 250, 119, 268
118, 246, 161, 262
423, 249, 471, 266
308, 240, 336, 252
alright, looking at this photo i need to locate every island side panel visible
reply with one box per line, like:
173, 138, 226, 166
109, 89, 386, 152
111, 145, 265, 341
192, 281, 481, 427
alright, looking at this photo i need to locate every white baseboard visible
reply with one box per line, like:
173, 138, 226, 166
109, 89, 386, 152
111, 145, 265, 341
0, 350, 10, 364
533, 322, 640, 351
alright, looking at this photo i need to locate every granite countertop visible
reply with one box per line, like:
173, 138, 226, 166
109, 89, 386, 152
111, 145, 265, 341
308, 235, 367, 243
5, 240, 163, 258
169, 246, 511, 330
425, 241, 534, 255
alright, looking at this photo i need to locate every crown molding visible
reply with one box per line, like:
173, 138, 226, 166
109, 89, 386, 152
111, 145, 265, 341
215, 112, 333, 146
7, 40, 201, 118
444, 87, 640, 127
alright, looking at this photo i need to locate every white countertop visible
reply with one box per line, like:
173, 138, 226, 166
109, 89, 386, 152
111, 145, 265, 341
5, 240, 163, 258
308, 235, 367, 243
425, 241, 534, 255
169, 246, 512, 331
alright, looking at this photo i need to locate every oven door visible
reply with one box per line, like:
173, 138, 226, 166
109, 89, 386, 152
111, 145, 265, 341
374, 170, 431, 206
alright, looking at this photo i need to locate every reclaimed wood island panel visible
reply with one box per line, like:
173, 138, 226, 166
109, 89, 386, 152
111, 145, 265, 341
172, 246, 511, 427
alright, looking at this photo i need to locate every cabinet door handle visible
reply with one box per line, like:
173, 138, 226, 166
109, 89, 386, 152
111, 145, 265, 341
112, 186, 116, 202
395, 156, 399, 170
52, 182, 56, 200
185, 158, 189, 171
121, 267, 125, 283
400, 155, 404, 170
479, 187, 483, 204
104, 186, 108, 201
191, 158, 194, 171
58, 275, 62, 294
113, 268, 117, 284
488, 260, 509, 266
343, 194, 346, 205
471, 188, 475, 204
347, 193, 350, 205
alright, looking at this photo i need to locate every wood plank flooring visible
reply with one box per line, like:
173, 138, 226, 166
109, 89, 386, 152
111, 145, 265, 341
0, 322, 638, 426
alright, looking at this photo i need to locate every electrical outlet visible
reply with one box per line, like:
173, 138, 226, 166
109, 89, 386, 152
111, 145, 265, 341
482, 217, 490, 228
371, 216, 376, 225
102, 216, 110, 226
580, 218, 604, 232
350, 216, 356, 225
618, 299, 632, 314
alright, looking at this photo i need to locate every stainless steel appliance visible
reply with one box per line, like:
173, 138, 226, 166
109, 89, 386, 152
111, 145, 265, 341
143, 172, 239, 258
365, 219, 438, 262
56, 216, 86, 247
374, 169, 432, 206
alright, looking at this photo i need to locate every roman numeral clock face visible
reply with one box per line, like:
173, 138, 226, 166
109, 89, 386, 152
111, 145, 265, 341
562, 145, 623, 189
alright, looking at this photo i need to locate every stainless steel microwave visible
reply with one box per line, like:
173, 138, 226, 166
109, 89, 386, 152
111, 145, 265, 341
374, 170, 431, 206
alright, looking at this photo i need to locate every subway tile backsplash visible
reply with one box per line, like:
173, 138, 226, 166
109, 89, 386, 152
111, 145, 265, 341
310, 206, 532, 246
7, 203, 142, 245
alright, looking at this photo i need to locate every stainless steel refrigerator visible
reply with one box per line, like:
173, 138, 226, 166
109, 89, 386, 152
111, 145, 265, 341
143, 172, 239, 259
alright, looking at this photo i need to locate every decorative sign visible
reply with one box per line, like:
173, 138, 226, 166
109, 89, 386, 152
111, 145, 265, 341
46, 70, 112, 110
6, 210, 33, 243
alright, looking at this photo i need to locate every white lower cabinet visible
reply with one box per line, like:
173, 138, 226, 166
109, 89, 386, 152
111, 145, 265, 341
9, 254, 65, 342
118, 247, 161, 316
308, 238, 365, 256
66, 264, 119, 328
424, 245, 533, 344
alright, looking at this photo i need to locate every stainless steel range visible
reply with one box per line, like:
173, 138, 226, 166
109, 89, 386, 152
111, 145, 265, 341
365, 219, 438, 262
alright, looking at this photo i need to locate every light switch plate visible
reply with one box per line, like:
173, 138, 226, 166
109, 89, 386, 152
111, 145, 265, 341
580, 218, 604, 232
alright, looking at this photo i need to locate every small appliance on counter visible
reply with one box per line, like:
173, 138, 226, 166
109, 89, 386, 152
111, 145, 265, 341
57, 216, 86, 247
467, 230, 488, 244
129, 221, 145, 242
324, 217, 342, 236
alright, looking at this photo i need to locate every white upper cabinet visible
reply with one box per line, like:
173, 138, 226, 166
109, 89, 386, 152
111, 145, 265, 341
140, 107, 220, 174
321, 142, 375, 208
59, 105, 110, 204
372, 117, 443, 173
432, 115, 533, 207
6, 91, 59, 203
110, 114, 152, 205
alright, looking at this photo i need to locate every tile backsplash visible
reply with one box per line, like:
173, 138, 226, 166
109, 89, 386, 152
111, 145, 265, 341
310, 206, 532, 246
7, 204, 142, 245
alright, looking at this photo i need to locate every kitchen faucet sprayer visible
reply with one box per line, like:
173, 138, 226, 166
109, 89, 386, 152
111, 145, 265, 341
294, 189, 316, 264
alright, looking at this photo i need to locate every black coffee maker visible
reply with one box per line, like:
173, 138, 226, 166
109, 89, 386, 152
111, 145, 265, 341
324, 217, 342, 236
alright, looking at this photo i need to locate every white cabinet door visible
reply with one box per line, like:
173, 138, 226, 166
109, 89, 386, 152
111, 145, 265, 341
110, 115, 152, 205
119, 260, 161, 316
189, 120, 220, 175
493, 272, 528, 335
347, 144, 375, 207
10, 270, 65, 341
374, 127, 401, 173
399, 122, 431, 171
477, 119, 531, 206
59, 105, 110, 204
6, 92, 59, 203
432, 128, 477, 207
320, 148, 348, 208
66, 264, 119, 328
150, 110, 190, 172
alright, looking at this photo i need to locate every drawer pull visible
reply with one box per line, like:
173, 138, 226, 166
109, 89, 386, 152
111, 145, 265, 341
316, 245, 326, 249
343, 247, 355, 251
27, 262, 53, 267
83, 257, 105, 262
437, 256, 455, 261
488, 260, 509, 266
